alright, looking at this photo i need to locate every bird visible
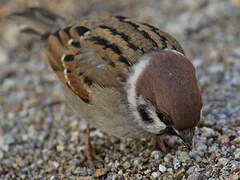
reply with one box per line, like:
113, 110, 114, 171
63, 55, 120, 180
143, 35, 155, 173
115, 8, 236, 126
9, 7, 202, 169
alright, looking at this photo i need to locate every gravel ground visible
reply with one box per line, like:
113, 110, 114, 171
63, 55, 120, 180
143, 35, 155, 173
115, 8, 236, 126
0, 0, 240, 179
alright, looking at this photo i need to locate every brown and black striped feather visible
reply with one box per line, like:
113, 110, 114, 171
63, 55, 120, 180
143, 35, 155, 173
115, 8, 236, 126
45, 14, 185, 104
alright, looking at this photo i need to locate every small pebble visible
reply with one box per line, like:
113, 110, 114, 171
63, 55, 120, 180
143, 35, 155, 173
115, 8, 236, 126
144, 169, 151, 175
118, 170, 123, 175
164, 154, 173, 164
151, 171, 161, 179
51, 161, 59, 169
233, 137, 240, 144
94, 168, 109, 178
201, 127, 215, 137
73, 167, 88, 176
151, 151, 163, 160
218, 157, 229, 166
195, 142, 208, 151
123, 161, 131, 169
187, 172, 201, 180
229, 174, 240, 180
177, 151, 190, 163
234, 148, 240, 160
133, 157, 143, 166
232, 48, 240, 58
159, 164, 167, 173
231, 165, 239, 173
56, 144, 64, 152
173, 158, 181, 170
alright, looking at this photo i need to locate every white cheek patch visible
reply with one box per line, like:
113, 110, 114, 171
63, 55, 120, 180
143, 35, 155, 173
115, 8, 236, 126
144, 106, 167, 134
126, 54, 167, 134
127, 54, 150, 108
136, 97, 167, 134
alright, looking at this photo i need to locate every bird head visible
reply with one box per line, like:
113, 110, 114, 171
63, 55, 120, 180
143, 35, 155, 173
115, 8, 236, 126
127, 49, 202, 148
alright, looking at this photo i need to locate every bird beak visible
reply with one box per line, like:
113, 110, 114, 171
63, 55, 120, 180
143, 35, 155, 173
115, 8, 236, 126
172, 128, 195, 150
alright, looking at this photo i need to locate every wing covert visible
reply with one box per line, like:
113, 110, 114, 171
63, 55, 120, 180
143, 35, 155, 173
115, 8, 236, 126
45, 15, 185, 104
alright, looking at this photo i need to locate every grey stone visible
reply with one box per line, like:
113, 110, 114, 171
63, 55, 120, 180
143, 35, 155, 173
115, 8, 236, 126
151, 171, 161, 179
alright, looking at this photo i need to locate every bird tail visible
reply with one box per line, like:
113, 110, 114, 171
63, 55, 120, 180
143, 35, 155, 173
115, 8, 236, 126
8, 7, 67, 39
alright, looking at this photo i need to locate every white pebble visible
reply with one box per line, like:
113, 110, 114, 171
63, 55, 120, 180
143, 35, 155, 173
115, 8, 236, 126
173, 158, 181, 170
159, 164, 167, 173
201, 127, 215, 137
50, 176, 55, 180
52, 161, 59, 169
118, 170, 123, 175
144, 169, 151, 174
234, 148, 240, 160
56, 144, 64, 152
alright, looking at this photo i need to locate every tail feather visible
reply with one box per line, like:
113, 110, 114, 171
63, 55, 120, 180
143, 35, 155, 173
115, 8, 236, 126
8, 7, 67, 37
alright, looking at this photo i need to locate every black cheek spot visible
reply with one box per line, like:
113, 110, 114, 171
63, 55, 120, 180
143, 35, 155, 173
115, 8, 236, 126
137, 104, 154, 123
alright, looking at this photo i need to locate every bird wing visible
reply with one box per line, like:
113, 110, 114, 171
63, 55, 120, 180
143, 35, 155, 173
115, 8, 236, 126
45, 15, 185, 104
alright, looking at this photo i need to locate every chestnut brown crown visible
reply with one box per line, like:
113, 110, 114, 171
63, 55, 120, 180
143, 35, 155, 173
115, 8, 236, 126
136, 50, 202, 131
